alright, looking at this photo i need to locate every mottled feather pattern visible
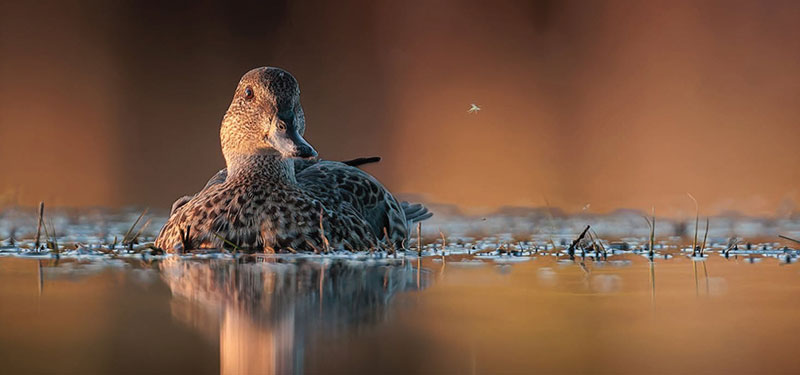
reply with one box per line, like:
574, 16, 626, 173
296, 161, 409, 247
155, 66, 428, 253
155, 155, 378, 252
164, 159, 411, 251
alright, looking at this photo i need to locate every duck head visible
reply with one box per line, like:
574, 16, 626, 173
220, 67, 317, 166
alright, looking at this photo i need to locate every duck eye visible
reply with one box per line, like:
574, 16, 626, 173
277, 122, 286, 131
244, 86, 254, 100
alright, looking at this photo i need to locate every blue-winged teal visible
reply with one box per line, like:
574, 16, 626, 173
155, 67, 430, 252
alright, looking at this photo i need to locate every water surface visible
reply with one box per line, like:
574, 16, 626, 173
1, 253, 798, 374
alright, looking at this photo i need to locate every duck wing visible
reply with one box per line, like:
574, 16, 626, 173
340, 156, 381, 167
295, 160, 416, 248
293, 156, 381, 173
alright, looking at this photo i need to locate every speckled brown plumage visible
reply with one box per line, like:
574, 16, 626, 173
155, 67, 429, 253
156, 151, 377, 252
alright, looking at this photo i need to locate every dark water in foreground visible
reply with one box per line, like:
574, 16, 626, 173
1, 253, 799, 374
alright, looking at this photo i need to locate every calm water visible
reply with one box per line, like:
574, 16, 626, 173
1, 253, 799, 374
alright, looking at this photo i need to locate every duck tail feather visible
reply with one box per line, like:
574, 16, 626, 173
341, 156, 382, 167
402, 201, 433, 224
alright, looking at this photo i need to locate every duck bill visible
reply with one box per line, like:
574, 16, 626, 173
286, 130, 318, 159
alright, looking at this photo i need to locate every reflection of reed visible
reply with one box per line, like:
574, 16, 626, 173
160, 257, 427, 375
649, 261, 655, 310
37, 260, 43, 296
693, 261, 699, 297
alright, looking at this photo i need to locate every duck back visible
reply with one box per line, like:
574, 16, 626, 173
295, 160, 410, 248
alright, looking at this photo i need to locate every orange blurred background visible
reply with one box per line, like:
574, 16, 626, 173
1, 0, 799, 217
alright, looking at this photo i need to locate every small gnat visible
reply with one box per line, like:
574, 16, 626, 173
468, 103, 481, 113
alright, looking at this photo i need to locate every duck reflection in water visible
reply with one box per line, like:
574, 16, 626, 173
160, 256, 429, 375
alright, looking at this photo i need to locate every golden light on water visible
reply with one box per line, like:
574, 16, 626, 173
3, 255, 800, 374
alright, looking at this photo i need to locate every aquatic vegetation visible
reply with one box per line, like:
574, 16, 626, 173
2, 205, 799, 264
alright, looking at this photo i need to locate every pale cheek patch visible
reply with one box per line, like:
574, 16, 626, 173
269, 132, 296, 157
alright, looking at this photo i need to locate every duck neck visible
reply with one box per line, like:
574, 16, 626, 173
224, 150, 296, 185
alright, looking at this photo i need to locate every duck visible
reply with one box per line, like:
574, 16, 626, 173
155, 67, 431, 253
